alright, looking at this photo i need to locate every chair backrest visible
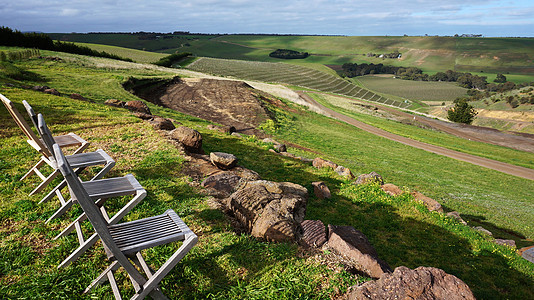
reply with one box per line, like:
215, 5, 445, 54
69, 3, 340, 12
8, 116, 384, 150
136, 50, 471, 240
52, 143, 148, 285
22, 100, 39, 131
0, 93, 50, 157
37, 114, 58, 159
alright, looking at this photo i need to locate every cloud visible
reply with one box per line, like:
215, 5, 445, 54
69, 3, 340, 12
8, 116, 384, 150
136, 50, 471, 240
1, 0, 533, 36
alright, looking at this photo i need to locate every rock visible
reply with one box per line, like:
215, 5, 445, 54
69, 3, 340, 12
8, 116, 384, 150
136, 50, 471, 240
494, 239, 516, 248
474, 226, 493, 236
221, 125, 236, 134
412, 191, 443, 213
447, 211, 468, 225
274, 143, 287, 153
381, 183, 403, 196
226, 180, 308, 242
201, 173, 243, 197
69, 93, 91, 102
43, 88, 60, 96
125, 100, 151, 114
298, 157, 314, 164
348, 266, 475, 300
279, 151, 296, 158
133, 112, 154, 120
149, 116, 175, 130
105, 99, 125, 107
312, 157, 338, 170
355, 171, 384, 185
32, 85, 49, 92
327, 225, 392, 279
231, 132, 242, 138
335, 166, 354, 179
169, 126, 203, 153
207, 124, 218, 131
210, 152, 238, 170
262, 138, 277, 144
520, 246, 534, 263
312, 181, 331, 199
300, 220, 327, 248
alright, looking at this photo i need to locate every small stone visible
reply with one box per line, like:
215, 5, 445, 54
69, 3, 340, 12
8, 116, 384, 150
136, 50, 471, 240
312, 181, 331, 199
381, 183, 403, 196
355, 171, 384, 185
412, 191, 443, 213
133, 112, 154, 120
150, 117, 175, 130
125, 100, 151, 114
43, 88, 60, 96
231, 132, 242, 138
447, 211, 468, 225
312, 157, 338, 170
274, 143, 287, 153
105, 99, 126, 107
335, 166, 355, 179
169, 126, 203, 153
494, 239, 516, 248
474, 226, 493, 236
69, 93, 91, 102
210, 152, 238, 170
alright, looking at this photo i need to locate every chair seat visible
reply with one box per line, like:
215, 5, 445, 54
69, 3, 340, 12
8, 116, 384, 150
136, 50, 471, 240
82, 174, 143, 199
109, 210, 187, 255
43, 133, 86, 148
66, 149, 113, 169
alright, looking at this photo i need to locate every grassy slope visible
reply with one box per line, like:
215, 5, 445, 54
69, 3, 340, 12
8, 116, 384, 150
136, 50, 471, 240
73, 42, 167, 63
0, 52, 534, 299
48, 33, 534, 82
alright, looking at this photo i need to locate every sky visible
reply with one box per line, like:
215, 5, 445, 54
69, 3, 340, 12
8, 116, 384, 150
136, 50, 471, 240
2, 0, 534, 37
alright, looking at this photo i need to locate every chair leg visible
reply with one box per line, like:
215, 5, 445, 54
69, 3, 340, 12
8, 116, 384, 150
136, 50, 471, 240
57, 190, 146, 268
84, 260, 121, 294
29, 169, 59, 196
20, 158, 45, 181
131, 235, 198, 300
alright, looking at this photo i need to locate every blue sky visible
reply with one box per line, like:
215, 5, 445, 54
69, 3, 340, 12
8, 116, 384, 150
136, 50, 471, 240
2, 0, 533, 36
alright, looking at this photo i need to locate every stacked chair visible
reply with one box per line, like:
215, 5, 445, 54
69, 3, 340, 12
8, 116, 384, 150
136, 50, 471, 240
2, 94, 197, 299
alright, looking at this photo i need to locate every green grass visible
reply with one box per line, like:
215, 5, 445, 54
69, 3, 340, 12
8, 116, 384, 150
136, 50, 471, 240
72, 42, 167, 63
1, 50, 534, 299
357, 75, 467, 102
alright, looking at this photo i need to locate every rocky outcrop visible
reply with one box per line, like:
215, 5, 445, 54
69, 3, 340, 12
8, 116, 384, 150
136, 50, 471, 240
327, 225, 392, 279
210, 152, 238, 170
169, 126, 203, 153
494, 239, 516, 248
355, 171, 384, 185
226, 180, 308, 242
312, 181, 331, 199
125, 100, 151, 114
348, 266, 475, 300
412, 191, 443, 213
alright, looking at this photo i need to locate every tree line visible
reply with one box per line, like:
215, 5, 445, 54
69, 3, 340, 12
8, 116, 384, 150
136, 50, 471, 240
269, 49, 309, 59
0, 27, 133, 62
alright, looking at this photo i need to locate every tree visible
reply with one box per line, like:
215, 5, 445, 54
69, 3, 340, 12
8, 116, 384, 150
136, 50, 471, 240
494, 73, 507, 83
447, 99, 477, 124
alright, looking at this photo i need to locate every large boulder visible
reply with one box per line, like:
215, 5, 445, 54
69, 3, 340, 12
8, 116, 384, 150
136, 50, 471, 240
169, 126, 203, 153
412, 191, 443, 213
312, 157, 338, 170
355, 171, 384, 185
227, 180, 308, 242
327, 225, 392, 279
348, 266, 475, 300
125, 100, 151, 114
210, 152, 238, 170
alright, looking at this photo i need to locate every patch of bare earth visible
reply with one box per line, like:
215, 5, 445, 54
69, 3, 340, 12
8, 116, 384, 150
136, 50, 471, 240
132, 77, 281, 137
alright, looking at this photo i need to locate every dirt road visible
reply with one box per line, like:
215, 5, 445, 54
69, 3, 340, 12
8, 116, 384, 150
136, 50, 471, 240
298, 92, 534, 181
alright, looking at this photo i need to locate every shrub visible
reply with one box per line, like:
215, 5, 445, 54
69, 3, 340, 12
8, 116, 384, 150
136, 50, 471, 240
153, 52, 192, 67
447, 99, 477, 124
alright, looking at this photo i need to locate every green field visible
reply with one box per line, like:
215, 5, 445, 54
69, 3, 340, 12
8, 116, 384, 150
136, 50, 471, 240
1, 49, 534, 299
73, 42, 167, 63
356, 75, 467, 102
187, 57, 411, 108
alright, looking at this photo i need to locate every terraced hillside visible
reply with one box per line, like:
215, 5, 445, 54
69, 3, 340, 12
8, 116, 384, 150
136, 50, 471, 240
187, 57, 411, 108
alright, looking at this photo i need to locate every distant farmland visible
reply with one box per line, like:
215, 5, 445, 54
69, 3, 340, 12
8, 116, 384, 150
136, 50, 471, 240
187, 57, 411, 108
356, 75, 467, 102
